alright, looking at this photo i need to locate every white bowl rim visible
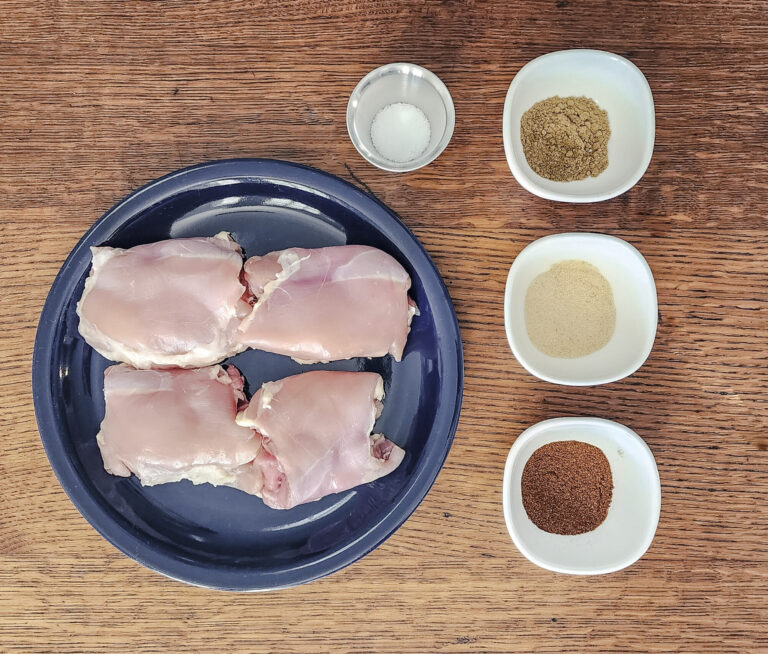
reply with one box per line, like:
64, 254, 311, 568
504, 232, 658, 386
502, 48, 655, 203
346, 62, 456, 173
502, 416, 661, 575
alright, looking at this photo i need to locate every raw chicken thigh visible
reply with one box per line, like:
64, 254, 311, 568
237, 245, 417, 363
77, 232, 247, 369
97, 364, 262, 488
236, 370, 405, 510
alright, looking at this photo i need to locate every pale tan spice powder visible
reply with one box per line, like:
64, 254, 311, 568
525, 260, 616, 358
520, 96, 610, 182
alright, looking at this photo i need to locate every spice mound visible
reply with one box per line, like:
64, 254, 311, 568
520, 96, 610, 182
521, 440, 613, 535
370, 102, 431, 164
525, 259, 616, 359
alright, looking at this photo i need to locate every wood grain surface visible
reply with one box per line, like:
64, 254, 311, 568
1, 1, 767, 652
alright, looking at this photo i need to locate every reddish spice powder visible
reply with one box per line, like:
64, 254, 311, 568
521, 440, 613, 535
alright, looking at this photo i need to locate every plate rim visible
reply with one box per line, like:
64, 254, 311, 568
32, 158, 464, 591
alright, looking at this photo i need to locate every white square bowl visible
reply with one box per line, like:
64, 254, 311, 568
504, 233, 658, 386
503, 417, 661, 575
503, 49, 655, 202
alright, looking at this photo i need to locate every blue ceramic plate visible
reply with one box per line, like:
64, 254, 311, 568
33, 159, 463, 590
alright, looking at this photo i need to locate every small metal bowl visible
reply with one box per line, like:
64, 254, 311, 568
347, 63, 455, 173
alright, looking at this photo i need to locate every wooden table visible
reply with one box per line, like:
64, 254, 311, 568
2, 1, 766, 651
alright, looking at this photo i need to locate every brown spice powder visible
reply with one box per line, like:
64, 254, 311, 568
521, 440, 613, 535
520, 96, 610, 182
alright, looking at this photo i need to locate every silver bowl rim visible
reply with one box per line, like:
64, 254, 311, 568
346, 62, 456, 173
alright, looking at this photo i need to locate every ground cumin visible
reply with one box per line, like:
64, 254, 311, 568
521, 440, 613, 535
520, 96, 610, 182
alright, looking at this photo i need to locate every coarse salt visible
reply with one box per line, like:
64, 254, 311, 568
370, 102, 431, 164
